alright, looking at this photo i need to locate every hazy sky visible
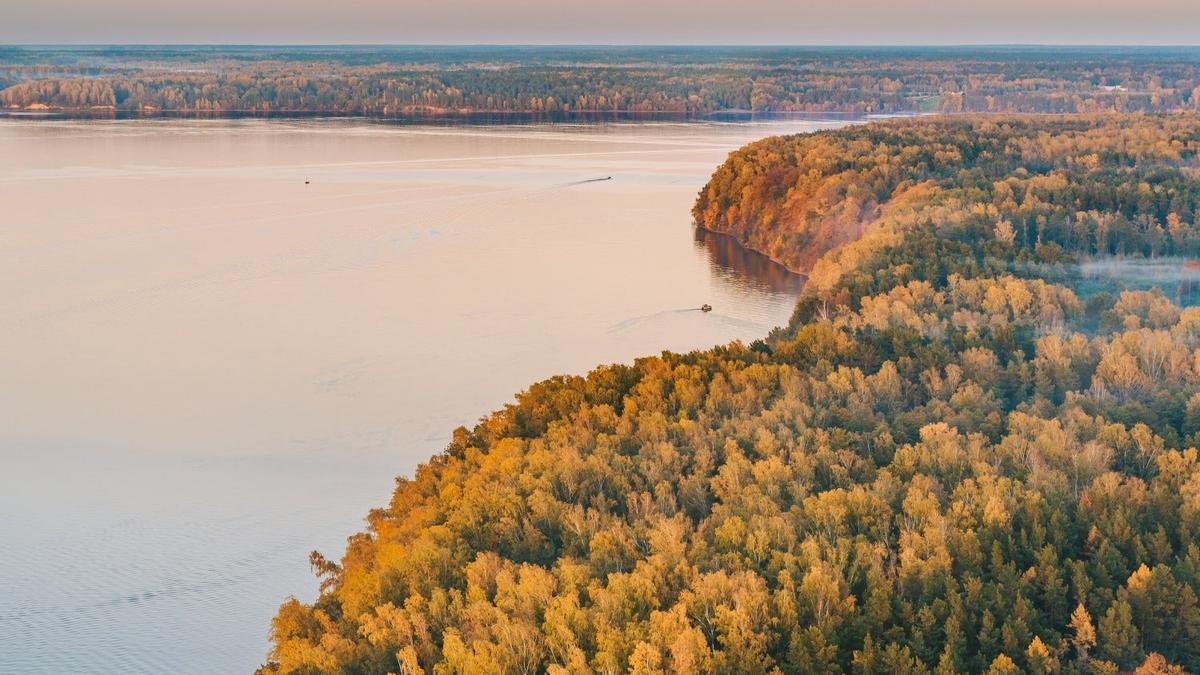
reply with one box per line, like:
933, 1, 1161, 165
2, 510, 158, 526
4, 0, 1200, 45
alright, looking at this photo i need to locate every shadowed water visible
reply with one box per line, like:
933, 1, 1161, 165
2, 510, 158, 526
0, 117, 844, 673
694, 227, 807, 296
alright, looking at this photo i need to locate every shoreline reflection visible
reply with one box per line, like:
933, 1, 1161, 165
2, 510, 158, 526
694, 226, 806, 296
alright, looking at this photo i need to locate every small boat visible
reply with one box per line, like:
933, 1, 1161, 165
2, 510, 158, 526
700, 304, 712, 312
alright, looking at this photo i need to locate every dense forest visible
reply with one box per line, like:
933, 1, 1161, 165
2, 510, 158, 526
693, 116, 1200, 277
5, 47, 1200, 117
264, 116, 1200, 674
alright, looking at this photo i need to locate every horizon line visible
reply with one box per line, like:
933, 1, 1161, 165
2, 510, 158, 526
6, 42, 1200, 49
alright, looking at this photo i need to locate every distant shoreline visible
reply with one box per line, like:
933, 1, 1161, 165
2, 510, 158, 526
0, 108, 891, 123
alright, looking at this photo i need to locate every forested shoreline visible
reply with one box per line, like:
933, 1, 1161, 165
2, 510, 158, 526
5, 46, 1200, 118
265, 116, 1200, 674
693, 116, 1200, 278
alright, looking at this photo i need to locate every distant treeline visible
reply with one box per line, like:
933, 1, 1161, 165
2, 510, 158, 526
4, 46, 1200, 117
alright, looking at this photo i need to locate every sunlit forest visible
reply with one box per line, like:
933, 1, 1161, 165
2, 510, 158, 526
261, 115, 1200, 674
5, 46, 1200, 116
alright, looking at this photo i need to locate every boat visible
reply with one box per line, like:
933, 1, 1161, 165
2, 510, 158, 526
700, 304, 712, 312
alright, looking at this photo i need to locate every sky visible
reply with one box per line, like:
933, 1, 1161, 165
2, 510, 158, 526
3, 0, 1200, 45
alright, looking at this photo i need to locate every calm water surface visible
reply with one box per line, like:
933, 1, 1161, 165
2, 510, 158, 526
0, 118, 848, 673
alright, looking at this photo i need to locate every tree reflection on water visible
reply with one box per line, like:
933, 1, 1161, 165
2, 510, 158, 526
694, 226, 806, 295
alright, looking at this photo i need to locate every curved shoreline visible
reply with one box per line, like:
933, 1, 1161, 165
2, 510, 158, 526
692, 222, 810, 278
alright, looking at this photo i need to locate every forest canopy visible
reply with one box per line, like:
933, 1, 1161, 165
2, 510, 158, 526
5, 46, 1200, 117
265, 116, 1200, 674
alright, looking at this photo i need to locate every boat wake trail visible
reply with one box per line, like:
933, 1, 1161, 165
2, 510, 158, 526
607, 308, 704, 332
559, 176, 613, 187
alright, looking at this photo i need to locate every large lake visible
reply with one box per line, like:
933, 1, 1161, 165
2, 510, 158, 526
0, 117, 848, 673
